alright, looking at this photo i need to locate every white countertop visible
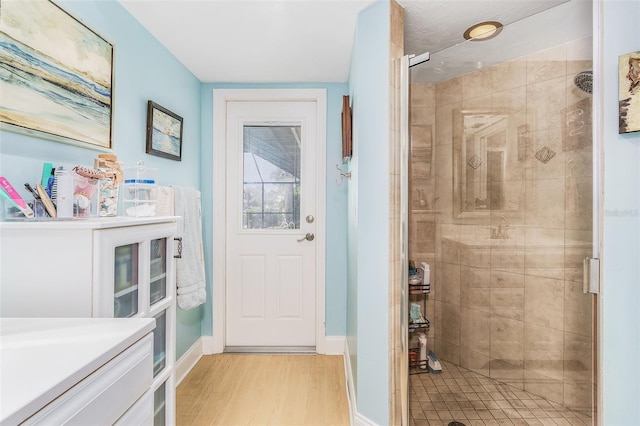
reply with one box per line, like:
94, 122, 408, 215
0, 215, 179, 230
0, 317, 155, 425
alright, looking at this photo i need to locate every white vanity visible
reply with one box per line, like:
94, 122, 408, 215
0, 318, 155, 425
0, 217, 179, 425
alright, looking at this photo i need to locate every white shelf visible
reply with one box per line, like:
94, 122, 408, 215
114, 285, 138, 299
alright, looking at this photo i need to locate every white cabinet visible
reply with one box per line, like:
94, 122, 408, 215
0, 217, 178, 426
0, 318, 155, 426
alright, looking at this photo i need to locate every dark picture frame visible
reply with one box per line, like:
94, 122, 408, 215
341, 95, 352, 161
146, 100, 183, 161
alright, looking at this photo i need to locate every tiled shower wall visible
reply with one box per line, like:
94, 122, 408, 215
408, 37, 594, 416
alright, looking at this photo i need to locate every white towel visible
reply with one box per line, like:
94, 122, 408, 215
156, 186, 175, 216
173, 186, 206, 309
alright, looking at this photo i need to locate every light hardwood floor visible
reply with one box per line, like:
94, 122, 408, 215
176, 354, 351, 426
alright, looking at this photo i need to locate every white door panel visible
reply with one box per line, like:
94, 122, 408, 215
225, 100, 317, 347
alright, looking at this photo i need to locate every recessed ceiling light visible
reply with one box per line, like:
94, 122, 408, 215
463, 21, 503, 41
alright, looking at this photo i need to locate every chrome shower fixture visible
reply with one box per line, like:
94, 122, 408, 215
574, 71, 593, 94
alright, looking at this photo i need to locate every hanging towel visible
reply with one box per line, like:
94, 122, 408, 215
156, 186, 175, 216
173, 186, 206, 309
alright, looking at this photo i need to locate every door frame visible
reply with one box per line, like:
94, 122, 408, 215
211, 88, 327, 354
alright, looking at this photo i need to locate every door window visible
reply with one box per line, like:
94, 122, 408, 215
242, 125, 301, 230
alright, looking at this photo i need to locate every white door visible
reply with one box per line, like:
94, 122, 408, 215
225, 100, 317, 348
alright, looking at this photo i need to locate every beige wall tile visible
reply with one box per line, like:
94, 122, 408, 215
524, 275, 564, 330
526, 76, 567, 132
566, 37, 593, 76
490, 316, 524, 367
526, 44, 567, 86
490, 247, 524, 274
440, 301, 461, 346
490, 358, 524, 389
563, 331, 593, 385
525, 178, 566, 229
440, 262, 461, 306
491, 288, 524, 321
563, 381, 593, 415
411, 123, 434, 149
492, 58, 527, 90
441, 239, 460, 264
524, 322, 564, 381
564, 280, 593, 337
524, 247, 565, 280
461, 348, 491, 377
462, 93, 493, 110
436, 77, 463, 106
462, 67, 493, 101
461, 282, 490, 312
435, 105, 455, 146
565, 176, 593, 231
493, 85, 526, 111
435, 338, 461, 365
460, 246, 491, 269
461, 307, 491, 355
411, 84, 436, 108
491, 270, 525, 288
410, 107, 432, 127
524, 369, 564, 405
566, 147, 593, 179
461, 265, 491, 288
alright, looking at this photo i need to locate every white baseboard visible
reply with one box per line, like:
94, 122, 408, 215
202, 335, 217, 354
323, 335, 346, 355
175, 337, 204, 386
344, 340, 379, 426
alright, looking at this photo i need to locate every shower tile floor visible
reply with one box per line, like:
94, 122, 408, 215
410, 360, 592, 426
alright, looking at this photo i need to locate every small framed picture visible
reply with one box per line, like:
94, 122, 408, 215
341, 95, 352, 161
146, 101, 183, 161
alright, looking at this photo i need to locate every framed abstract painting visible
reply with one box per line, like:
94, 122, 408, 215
0, 0, 114, 149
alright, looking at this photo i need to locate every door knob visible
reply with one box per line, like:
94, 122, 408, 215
306, 215, 315, 224
297, 233, 315, 242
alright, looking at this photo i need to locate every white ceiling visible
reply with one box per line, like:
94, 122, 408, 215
118, 0, 590, 84
118, 0, 376, 83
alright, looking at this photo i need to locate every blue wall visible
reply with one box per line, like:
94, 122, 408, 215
198, 82, 349, 338
601, 1, 640, 424
347, 2, 391, 424
0, 0, 203, 359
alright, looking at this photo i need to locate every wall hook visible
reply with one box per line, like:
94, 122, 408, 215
336, 164, 351, 186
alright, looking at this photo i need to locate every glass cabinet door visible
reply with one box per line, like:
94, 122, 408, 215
149, 238, 168, 306
153, 381, 166, 426
113, 243, 139, 318
153, 310, 167, 377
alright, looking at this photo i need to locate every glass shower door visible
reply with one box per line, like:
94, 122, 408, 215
403, 3, 598, 423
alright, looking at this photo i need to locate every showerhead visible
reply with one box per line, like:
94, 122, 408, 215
574, 71, 593, 94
